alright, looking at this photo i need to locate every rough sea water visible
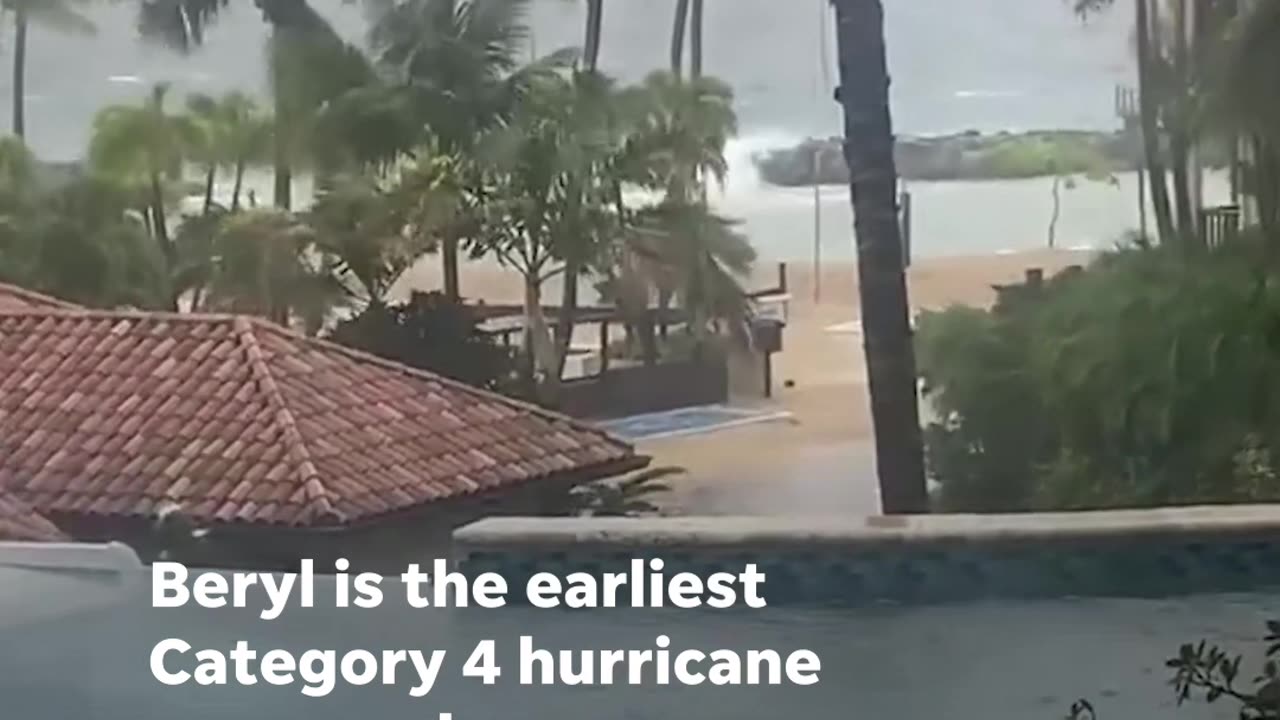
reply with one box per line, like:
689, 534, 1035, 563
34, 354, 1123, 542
0, 0, 1228, 259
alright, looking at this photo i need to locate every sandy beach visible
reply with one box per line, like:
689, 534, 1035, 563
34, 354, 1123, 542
398, 248, 1095, 516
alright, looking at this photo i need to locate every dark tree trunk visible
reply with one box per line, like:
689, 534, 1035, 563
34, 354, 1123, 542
553, 256, 582, 380
149, 172, 179, 311
202, 166, 217, 214
583, 0, 603, 71
441, 233, 460, 301
1136, 0, 1176, 244
231, 159, 246, 211
690, 0, 703, 78
671, 0, 689, 76
831, 0, 928, 514
1169, 0, 1195, 243
12, 7, 27, 139
273, 153, 292, 210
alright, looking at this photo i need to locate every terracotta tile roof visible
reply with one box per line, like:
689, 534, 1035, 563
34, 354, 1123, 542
0, 309, 642, 528
0, 282, 80, 312
0, 487, 67, 542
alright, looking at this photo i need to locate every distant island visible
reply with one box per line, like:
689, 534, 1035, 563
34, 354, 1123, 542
752, 129, 1227, 187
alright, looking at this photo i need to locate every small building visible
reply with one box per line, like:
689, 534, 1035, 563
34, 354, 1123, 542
0, 284, 646, 569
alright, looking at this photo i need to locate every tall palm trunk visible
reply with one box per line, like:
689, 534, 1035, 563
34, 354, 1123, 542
441, 231, 460, 300
583, 0, 603, 71
690, 0, 703, 78
831, 0, 927, 514
202, 166, 217, 214
12, 4, 27, 138
231, 158, 246, 211
273, 140, 292, 209
1168, 0, 1195, 242
670, 0, 689, 75
1136, 0, 1175, 244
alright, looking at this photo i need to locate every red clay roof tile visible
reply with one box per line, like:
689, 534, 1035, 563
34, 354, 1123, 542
0, 305, 642, 528
0, 487, 67, 542
0, 283, 80, 312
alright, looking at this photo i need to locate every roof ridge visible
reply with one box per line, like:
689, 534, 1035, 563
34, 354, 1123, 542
245, 316, 632, 454
0, 306, 243, 322
232, 316, 340, 525
0, 282, 82, 310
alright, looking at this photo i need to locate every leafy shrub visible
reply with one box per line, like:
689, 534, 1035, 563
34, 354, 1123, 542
919, 234, 1280, 511
328, 291, 516, 392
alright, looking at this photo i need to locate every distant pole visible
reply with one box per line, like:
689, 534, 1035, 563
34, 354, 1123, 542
813, 149, 822, 303
900, 187, 912, 268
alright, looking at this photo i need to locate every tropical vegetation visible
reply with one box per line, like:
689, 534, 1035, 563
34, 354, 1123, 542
0, 0, 756, 408
919, 0, 1280, 511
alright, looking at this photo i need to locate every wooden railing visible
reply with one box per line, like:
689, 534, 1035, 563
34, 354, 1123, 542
1202, 204, 1243, 249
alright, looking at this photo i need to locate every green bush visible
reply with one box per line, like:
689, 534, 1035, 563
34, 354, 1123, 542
918, 234, 1280, 511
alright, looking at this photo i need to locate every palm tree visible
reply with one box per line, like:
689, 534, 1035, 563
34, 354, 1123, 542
369, 0, 542, 300
266, 8, 374, 209
135, 0, 373, 210
633, 70, 736, 201
583, 0, 603, 71
830, 0, 927, 514
88, 83, 197, 297
185, 92, 273, 214
627, 199, 756, 345
689, 0, 703, 78
307, 158, 458, 307
136, 0, 229, 52
0, 174, 169, 309
670, 0, 688, 75
668, 0, 704, 78
4, 0, 96, 139
201, 208, 348, 332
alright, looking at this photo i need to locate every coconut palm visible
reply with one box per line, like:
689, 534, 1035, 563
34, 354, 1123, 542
670, 0, 688, 75
4, 0, 97, 138
830, 0, 927, 513
136, 0, 374, 210
632, 70, 735, 201
136, 0, 229, 52
200, 208, 348, 332
369, 0, 556, 300
87, 83, 197, 292
627, 199, 756, 345
185, 92, 273, 214
669, 0, 704, 78
582, 0, 603, 70
307, 155, 459, 308
0, 174, 169, 309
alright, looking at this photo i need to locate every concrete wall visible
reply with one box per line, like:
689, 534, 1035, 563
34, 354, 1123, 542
453, 507, 1280, 605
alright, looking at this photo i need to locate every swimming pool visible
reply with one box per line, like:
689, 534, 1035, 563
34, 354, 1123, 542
0, 561, 1272, 720
597, 405, 793, 442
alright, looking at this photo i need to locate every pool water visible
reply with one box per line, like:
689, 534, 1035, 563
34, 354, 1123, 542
0, 567, 1271, 719
598, 405, 792, 441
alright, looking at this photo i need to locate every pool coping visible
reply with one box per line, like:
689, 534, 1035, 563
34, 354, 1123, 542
455, 505, 1280, 549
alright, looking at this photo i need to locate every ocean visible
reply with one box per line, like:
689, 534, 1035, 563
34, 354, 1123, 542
0, 0, 1226, 261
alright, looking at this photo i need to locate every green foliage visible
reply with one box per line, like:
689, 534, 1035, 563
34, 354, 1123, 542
328, 291, 516, 391
1070, 620, 1280, 719
0, 175, 169, 309
570, 467, 682, 517
985, 135, 1119, 180
920, 235, 1280, 511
